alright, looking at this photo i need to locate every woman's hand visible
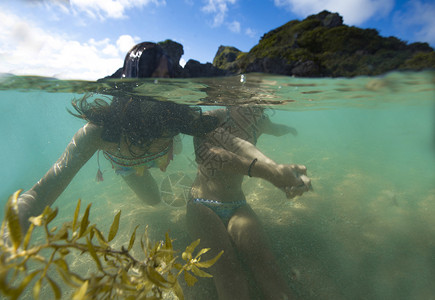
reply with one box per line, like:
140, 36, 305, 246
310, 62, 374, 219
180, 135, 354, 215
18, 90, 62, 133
271, 164, 312, 199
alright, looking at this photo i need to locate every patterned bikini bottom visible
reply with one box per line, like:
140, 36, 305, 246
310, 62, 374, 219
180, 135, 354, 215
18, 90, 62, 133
190, 198, 247, 225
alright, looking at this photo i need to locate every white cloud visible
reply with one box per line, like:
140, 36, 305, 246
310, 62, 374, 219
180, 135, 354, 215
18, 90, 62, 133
48, 0, 166, 20
245, 27, 256, 38
71, 0, 124, 19
274, 0, 394, 25
0, 9, 126, 80
202, 0, 237, 27
394, 0, 435, 46
227, 20, 241, 33
116, 35, 140, 54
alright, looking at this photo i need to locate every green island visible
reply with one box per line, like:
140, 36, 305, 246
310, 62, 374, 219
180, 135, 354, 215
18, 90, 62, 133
212, 10, 435, 77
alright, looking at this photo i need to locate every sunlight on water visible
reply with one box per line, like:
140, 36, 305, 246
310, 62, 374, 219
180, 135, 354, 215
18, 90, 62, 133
0, 71, 434, 299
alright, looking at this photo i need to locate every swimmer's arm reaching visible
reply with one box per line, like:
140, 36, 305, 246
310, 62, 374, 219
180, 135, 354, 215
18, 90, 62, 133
17, 123, 101, 232
260, 116, 298, 137
196, 128, 277, 165
194, 138, 310, 198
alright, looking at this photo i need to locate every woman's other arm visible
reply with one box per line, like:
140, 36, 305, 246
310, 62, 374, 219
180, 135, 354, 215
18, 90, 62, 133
260, 116, 298, 137
194, 137, 310, 198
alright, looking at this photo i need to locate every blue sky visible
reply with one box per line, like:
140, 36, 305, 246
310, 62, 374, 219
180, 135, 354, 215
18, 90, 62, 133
1, 0, 434, 80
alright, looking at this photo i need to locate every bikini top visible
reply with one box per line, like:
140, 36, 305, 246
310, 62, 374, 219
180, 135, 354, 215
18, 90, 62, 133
102, 139, 173, 168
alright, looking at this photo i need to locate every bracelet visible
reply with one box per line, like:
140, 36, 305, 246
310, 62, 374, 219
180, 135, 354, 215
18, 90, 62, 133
248, 158, 258, 177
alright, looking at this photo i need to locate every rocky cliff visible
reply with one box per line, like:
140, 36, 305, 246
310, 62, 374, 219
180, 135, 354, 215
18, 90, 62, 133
213, 10, 435, 77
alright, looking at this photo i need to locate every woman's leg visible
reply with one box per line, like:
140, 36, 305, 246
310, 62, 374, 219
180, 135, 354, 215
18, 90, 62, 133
186, 200, 250, 300
228, 205, 294, 300
122, 169, 161, 206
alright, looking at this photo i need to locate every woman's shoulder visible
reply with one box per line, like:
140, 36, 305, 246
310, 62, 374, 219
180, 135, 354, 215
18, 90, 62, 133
73, 122, 104, 148
80, 122, 103, 137
203, 108, 227, 124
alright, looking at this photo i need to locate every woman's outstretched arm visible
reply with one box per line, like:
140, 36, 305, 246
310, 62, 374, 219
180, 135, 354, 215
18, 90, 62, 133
16, 123, 101, 232
194, 138, 310, 198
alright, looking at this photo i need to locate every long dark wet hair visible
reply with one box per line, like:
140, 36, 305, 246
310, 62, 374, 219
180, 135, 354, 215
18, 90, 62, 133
70, 95, 218, 155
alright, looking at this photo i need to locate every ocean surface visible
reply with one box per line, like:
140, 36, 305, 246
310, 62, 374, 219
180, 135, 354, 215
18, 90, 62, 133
0, 71, 434, 299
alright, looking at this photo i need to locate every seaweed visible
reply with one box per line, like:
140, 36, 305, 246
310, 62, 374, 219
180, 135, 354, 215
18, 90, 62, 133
0, 190, 223, 299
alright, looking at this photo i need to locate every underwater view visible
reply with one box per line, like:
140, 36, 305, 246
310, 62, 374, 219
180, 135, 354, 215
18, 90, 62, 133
0, 71, 434, 299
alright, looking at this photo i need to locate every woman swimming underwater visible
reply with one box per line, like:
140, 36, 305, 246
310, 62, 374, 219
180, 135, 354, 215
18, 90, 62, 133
12, 42, 218, 233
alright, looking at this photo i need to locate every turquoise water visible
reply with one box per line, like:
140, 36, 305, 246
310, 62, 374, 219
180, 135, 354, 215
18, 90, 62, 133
0, 71, 434, 299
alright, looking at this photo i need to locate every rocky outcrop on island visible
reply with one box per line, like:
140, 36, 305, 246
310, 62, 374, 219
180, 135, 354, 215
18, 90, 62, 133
105, 40, 225, 79
213, 10, 435, 77
158, 40, 227, 77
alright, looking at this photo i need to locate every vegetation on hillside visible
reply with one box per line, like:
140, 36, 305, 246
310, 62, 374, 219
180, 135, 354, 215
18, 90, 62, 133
213, 11, 435, 77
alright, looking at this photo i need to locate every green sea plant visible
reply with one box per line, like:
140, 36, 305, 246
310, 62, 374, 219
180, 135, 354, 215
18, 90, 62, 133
0, 190, 223, 300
